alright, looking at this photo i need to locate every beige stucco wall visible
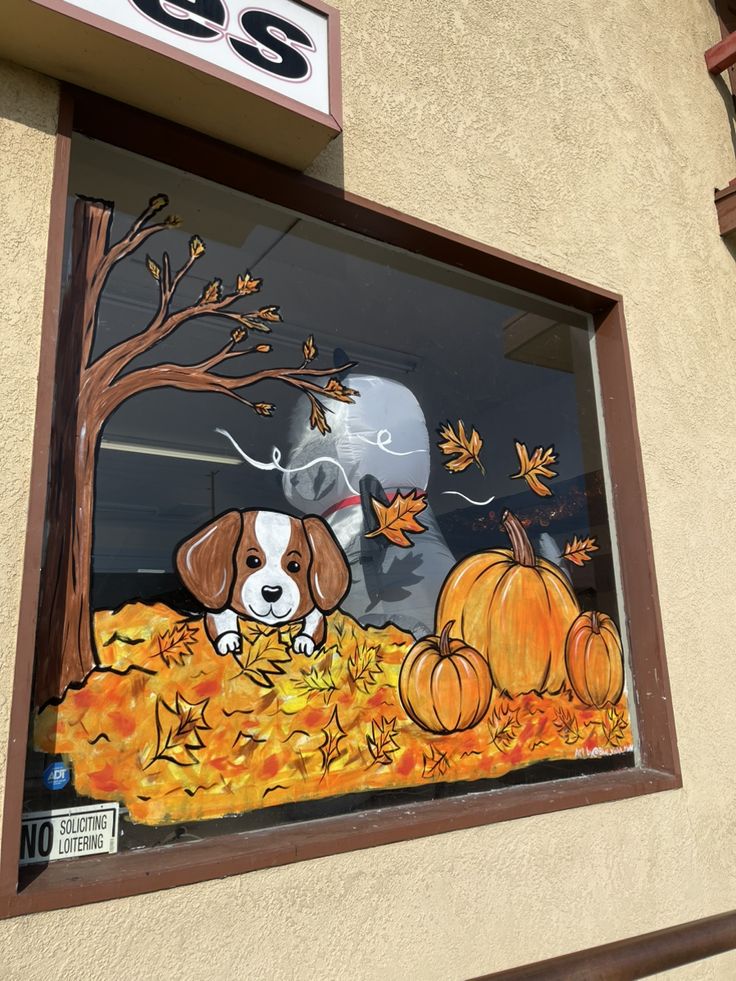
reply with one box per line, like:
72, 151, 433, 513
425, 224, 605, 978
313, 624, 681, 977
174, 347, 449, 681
2, 1, 736, 977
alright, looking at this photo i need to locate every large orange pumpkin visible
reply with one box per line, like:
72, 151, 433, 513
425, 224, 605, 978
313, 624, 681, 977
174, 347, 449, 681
398, 621, 492, 734
565, 611, 624, 707
435, 510, 579, 695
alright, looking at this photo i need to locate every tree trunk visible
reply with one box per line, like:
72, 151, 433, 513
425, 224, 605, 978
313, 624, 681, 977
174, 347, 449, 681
34, 198, 113, 707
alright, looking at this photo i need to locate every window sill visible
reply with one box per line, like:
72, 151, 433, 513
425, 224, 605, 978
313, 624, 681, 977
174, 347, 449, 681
1, 766, 680, 919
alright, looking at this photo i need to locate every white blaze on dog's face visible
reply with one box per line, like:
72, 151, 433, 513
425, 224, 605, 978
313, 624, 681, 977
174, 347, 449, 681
237, 511, 305, 624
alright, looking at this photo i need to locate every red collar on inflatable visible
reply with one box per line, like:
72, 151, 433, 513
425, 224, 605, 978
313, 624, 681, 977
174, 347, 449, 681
321, 495, 362, 518
321, 489, 426, 519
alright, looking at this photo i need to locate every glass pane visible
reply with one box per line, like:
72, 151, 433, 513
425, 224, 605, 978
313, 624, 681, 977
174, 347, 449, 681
22, 136, 634, 862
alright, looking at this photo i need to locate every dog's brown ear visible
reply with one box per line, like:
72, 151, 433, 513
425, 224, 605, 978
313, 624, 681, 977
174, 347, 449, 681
303, 515, 351, 612
175, 510, 243, 610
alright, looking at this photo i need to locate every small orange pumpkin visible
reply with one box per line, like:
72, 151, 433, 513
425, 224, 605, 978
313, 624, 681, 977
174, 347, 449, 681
565, 611, 624, 707
398, 621, 492, 734
435, 510, 579, 696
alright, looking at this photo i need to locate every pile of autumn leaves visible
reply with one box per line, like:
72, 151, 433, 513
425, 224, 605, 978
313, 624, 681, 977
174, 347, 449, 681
35, 602, 632, 825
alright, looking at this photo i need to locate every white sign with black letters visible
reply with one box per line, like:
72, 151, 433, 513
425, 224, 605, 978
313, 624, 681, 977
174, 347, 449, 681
43, 0, 331, 114
20, 803, 119, 865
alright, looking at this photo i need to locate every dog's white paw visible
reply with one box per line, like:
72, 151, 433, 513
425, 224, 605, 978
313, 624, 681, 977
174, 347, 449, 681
293, 634, 316, 656
216, 631, 241, 655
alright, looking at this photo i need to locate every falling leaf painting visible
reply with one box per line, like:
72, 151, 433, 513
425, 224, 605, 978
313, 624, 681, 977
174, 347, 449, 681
318, 706, 347, 773
366, 717, 401, 766
232, 626, 292, 688
302, 334, 317, 363
562, 536, 599, 566
487, 703, 521, 753
294, 663, 338, 704
148, 622, 198, 669
149, 693, 211, 768
364, 490, 428, 548
422, 744, 450, 779
308, 395, 331, 435
348, 644, 382, 694
511, 441, 558, 496
553, 707, 582, 745
145, 255, 161, 281
200, 278, 222, 304
437, 420, 485, 475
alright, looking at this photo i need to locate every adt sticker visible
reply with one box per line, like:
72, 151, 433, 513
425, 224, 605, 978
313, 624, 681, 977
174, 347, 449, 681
43, 761, 70, 791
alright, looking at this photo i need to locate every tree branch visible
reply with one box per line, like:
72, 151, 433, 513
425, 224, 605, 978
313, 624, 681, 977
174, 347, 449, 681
88, 287, 256, 391
193, 341, 270, 373
97, 357, 357, 424
78, 195, 179, 368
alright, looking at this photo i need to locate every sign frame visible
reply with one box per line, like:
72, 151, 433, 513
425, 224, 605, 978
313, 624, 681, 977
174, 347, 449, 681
0, 0, 342, 169
20, 803, 119, 866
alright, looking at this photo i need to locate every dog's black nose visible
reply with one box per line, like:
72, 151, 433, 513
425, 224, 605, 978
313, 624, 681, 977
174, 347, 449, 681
261, 585, 283, 603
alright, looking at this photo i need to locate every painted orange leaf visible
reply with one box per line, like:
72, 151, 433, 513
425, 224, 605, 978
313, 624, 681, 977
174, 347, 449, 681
599, 706, 628, 746
364, 490, 428, 548
422, 744, 450, 779
302, 334, 317, 362
323, 378, 359, 403
148, 621, 198, 668
145, 255, 161, 281
150, 693, 211, 768
366, 716, 400, 765
308, 395, 330, 434
554, 707, 582, 745
295, 664, 337, 703
488, 703, 521, 752
233, 629, 291, 688
437, 420, 485, 475
319, 706, 347, 773
562, 535, 599, 567
348, 644, 382, 694
200, 278, 221, 304
189, 235, 205, 259
256, 305, 281, 322
236, 271, 261, 294
511, 441, 557, 497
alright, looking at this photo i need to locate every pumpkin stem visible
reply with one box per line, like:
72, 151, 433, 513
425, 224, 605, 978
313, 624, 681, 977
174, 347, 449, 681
439, 621, 455, 657
590, 611, 601, 634
501, 510, 535, 567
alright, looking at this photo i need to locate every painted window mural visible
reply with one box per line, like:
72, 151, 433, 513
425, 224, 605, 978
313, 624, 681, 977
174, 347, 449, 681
23, 136, 634, 858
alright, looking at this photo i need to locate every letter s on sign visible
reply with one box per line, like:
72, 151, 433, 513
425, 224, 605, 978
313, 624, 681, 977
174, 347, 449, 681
229, 10, 315, 81
129, 0, 228, 41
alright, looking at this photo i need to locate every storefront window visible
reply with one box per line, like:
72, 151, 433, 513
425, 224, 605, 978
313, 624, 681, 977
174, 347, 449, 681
21, 134, 636, 863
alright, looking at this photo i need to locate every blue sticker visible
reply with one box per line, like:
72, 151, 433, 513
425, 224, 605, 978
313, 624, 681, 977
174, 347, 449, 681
43, 761, 70, 791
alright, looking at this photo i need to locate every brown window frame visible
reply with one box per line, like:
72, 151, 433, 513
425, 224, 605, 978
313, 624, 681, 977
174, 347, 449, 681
0, 85, 681, 918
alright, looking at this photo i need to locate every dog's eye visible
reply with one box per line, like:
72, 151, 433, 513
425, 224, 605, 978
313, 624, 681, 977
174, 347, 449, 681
246, 555, 262, 568
287, 560, 301, 573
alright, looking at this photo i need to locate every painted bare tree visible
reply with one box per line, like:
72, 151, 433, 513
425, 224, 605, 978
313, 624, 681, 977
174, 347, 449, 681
36, 194, 356, 706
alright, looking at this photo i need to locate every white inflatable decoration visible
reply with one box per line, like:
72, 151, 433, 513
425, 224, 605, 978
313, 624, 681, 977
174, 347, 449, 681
282, 374, 456, 636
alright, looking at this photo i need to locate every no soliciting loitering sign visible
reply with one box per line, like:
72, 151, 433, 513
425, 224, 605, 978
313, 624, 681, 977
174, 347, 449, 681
20, 803, 119, 865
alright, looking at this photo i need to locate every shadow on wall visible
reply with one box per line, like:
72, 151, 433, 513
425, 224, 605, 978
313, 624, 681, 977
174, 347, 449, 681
305, 132, 345, 187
